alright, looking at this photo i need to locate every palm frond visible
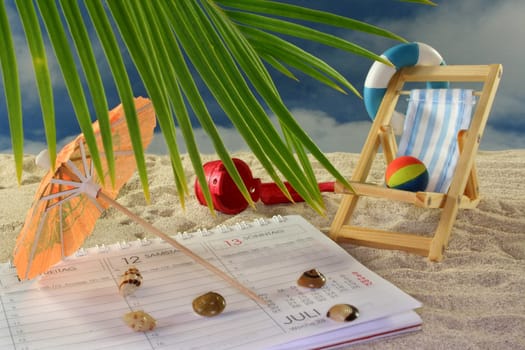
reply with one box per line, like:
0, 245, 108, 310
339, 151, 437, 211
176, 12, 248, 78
84, 1, 151, 200
0, 2, 23, 182
35, 0, 104, 184
0, 1, 429, 213
12, 0, 57, 173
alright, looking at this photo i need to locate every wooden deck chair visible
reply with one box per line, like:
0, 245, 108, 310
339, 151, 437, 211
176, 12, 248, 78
329, 64, 503, 261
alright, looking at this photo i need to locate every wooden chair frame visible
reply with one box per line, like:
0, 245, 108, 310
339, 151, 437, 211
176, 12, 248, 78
329, 64, 503, 261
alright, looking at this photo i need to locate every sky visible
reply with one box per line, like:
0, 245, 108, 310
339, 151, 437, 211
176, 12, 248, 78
0, 0, 523, 155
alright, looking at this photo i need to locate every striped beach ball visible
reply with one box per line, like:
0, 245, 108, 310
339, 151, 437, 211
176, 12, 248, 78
385, 156, 429, 192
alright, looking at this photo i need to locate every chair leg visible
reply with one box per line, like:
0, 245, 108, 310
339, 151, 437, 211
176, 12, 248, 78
428, 194, 461, 261
458, 130, 480, 201
329, 192, 361, 241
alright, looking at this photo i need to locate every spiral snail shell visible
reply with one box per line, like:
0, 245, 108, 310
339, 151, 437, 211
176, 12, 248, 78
119, 267, 142, 297
297, 269, 326, 289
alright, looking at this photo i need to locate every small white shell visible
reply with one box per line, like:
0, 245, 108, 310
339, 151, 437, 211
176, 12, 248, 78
119, 267, 142, 297
123, 310, 156, 331
326, 304, 359, 322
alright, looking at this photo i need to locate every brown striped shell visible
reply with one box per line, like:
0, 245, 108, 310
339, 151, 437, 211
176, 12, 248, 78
297, 269, 326, 289
326, 304, 359, 322
192, 291, 226, 317
123, 310, 156, 331
119, 267, 143, 297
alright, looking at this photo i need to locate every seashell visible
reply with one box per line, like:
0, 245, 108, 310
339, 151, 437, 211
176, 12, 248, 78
119, 267, 143, 297
297, 269, 326, 289
123, 310, 156, 331
192, 291, 226, 317
326, 304, 359, 322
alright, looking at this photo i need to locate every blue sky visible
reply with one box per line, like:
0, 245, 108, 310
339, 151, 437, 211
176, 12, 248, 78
1, 0, 523, 155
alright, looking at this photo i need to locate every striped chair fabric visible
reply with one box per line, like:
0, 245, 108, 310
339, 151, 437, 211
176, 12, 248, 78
397, 89, 475, 193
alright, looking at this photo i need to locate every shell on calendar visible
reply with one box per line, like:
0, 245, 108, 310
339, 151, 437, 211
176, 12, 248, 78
297, 269, 326, 289
119, 267, 143, 297
123, 310, 156, 332
326, 304, 359, 322
192, 291, 226, 317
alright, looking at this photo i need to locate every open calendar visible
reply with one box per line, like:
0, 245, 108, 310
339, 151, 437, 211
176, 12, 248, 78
0, 215, 422, 349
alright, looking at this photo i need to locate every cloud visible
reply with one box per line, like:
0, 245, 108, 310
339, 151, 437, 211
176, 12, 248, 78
3, 104, 519, 157
147, 125, 249, 155
149, 106, 521, 154
146, 108, 372, 155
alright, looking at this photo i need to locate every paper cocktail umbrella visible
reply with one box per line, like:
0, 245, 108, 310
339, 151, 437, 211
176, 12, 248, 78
13, 98, 260, 303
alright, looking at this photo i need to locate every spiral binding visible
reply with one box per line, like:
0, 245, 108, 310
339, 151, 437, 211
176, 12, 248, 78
139, 238, 152, 246
1, 215, 290, 281
96, 244, 110, 253
233, 221, 250, 230
67, 215, 288, 257
75, 248, 88, 257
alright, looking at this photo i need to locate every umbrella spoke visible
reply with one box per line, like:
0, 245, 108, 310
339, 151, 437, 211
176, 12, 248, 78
26, 209, 49, 279
45, 191, 81, 212
41, 187, 80, 203
66, 159, 88, 182
79, 140, 90, 178
59, 203, 64, 258
87, 194, 106, 213
88, 146, 95, 178
50, 178, 82, 188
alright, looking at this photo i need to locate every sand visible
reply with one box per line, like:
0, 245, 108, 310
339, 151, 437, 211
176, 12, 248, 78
1, 150, 524, 349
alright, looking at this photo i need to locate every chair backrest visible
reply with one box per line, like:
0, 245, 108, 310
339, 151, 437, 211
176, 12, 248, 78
397, 89, 475, 193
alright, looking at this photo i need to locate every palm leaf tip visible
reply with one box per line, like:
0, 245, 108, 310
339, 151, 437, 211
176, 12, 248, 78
400, 0, 437, 5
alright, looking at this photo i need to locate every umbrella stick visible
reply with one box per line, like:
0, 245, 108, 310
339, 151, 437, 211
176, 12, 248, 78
97, 191, 264, 304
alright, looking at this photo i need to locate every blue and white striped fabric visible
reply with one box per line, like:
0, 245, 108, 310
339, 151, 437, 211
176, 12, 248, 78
397, 89, 475, 193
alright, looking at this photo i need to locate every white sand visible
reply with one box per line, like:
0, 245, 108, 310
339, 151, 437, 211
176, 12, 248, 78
1, 150, 524, 349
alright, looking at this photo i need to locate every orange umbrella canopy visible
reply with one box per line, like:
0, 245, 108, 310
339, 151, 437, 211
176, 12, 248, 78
13, 97, 156, 280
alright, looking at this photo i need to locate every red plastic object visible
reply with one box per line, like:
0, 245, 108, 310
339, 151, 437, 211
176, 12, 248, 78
194, 158, 335, 214
259, 182, 335, 205
194, 158, 261, 215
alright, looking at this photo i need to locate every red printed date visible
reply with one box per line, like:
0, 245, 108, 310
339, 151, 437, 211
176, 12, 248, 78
352, 271, 373, 286
224, 238, 243, 247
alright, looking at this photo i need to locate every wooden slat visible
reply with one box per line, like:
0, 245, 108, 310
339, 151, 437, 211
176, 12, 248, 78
337, 225, 432, 257
336, 182, 420, 204
337, 182, 479, 209
399, 65, 495, 82
458, 130, 480, 201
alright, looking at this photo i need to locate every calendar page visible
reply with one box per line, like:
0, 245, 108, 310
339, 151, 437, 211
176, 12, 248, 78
0, 215, 421, 350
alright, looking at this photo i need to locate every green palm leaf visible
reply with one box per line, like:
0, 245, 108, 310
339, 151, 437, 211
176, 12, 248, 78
13, 0, 57, 171
0, 2, 23, 182
59, 0, 116, 187
35, 0, 104, 184
0, 1, 432, 213
84, 1, 151, 201
106, 1, 186, 202
217, 0, 407, 43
